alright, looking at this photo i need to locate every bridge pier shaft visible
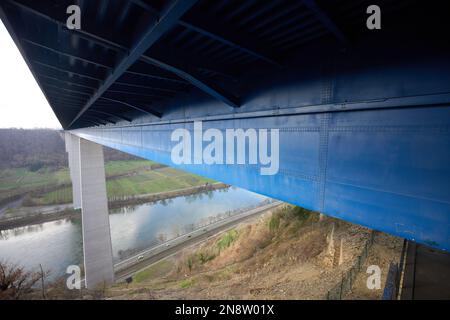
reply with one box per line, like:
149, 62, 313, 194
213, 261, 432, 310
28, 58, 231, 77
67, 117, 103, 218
65, 133, 81, 208
65, 133, 114, 289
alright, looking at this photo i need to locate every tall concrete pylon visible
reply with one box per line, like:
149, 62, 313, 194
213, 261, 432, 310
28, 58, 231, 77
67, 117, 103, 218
65, 133, 114, 289
65, 133, 81, 209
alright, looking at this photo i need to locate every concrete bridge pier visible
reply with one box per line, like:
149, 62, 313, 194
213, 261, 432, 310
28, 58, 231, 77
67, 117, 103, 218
65, 133, 81, 209
65, 133, 114, 289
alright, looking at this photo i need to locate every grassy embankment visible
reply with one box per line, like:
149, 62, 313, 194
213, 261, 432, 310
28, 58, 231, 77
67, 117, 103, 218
0, 160, 215, 207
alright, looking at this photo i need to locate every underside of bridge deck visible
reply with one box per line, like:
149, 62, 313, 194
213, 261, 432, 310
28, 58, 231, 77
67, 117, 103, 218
1, 1, 450, 254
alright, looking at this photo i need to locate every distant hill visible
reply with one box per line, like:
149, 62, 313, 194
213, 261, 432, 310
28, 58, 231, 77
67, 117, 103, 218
0, 128, 139, 170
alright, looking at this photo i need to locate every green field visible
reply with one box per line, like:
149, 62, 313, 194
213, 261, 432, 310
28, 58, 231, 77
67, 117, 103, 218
0, 160, 215, 206
0, 167, 70, 193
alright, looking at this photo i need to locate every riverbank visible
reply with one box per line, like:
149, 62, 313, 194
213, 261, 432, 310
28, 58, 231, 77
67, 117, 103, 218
0, 182, 229, 230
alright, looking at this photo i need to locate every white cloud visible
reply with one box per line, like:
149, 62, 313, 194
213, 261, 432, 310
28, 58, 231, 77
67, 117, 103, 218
0, 19, 61, 129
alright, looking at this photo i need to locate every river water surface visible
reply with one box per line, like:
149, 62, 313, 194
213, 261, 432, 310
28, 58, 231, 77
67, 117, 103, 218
0, 187, 267, 280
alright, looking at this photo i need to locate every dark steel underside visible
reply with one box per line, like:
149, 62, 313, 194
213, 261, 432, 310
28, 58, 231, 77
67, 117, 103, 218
2, 1, 450, 252
0, 0, 427, 129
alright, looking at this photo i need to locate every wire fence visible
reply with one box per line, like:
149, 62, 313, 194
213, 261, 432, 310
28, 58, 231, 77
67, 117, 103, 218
382, 262, 399, 300
325, 230, 376, 300
382, 238, 407, 300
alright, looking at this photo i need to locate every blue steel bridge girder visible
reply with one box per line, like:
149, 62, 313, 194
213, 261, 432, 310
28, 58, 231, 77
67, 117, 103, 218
2, 0, 450, 253
48, 98, 83, 108
31, 48, 185, 94
83, 112, 118, 124
41, 81, 94, 96
42, 83, 91, 97
7, 0, 239, 113
68, 0, 200, 128
37, 74, 98, 91
68, 28, 450, 252
22, 27, 191, 95
302, 0, 348, 46
26, 32, 186, 85
141, 52, 240, 109
82, 115, 113, 125
178, 18, 280, 67
6, 0, 240, 120
99, 97, 162, 119
78, 116, 105, 126
21, 37, 114, 70
79, 119, 100, 127
32, 60, 104, 82
73, 100, 450, 252
128, 0, 281, 67
87, 110, 132, 123
125, 69, 187, 84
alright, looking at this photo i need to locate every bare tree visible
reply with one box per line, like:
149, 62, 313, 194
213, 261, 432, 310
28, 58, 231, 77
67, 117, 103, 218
0, 261, 43, 300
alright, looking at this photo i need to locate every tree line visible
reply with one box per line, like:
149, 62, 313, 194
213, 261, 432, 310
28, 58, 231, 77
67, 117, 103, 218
0, 128, 139, 170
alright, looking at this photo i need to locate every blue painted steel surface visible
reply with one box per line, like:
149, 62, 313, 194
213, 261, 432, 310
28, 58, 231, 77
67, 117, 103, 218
73, 103, 450, 251
2, 1, 450, 252
70, 26, 450, 251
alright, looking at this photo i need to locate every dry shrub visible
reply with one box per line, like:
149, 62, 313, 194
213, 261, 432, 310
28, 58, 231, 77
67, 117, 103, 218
0, 261, 43, 300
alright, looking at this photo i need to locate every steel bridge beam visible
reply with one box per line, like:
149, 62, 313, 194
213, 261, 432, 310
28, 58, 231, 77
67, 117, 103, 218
22, 38, 114, 70
87, 110, 132, 123
7, 0, 241, 120
33, 60, 103, 82
24, 37, 189, 91
303, 0, 348, 46
68, 0, 198, 128
37, 74, 97, 91
99, 97, 162, 118
142, 51, 240, 108
129, 0, 280, 66
180, 17, 280, 67
83, 116, 112, 125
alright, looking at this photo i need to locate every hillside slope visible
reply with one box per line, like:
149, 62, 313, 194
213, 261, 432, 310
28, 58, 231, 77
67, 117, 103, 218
106, 206, 401, 300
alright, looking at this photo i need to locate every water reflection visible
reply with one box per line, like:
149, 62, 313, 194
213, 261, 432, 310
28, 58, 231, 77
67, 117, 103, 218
0, 187, 267, 280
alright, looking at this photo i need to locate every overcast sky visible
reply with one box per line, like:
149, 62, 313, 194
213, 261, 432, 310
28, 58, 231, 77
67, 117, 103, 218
0, 19, 61, 129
